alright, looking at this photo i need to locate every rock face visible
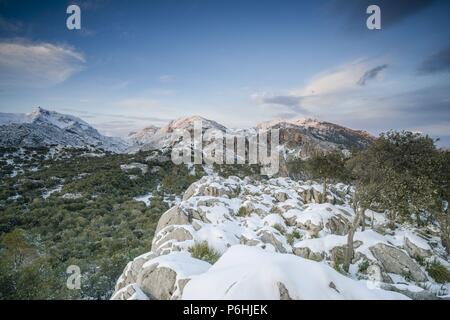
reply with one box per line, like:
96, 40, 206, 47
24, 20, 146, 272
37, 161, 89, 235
112, 176, 450, 300
116, 251, 211, 300
369, 243, 428, 282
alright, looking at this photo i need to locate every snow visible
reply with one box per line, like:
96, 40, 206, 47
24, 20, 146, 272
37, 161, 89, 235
142, 251, 211, 280
134, 193, 152, 206
293, 229, 391, 261
0, 108, 129, 153
182, 245, 409, 300
113, 175, 450, 300
43, 185, 63, 199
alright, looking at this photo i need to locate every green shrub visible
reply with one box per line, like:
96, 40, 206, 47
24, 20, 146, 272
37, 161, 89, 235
358, 259, 370, 273
272, 224, 285, 235
189, 242, 221, 265
286, 230, 302, 245
426, 260, 450, 284
237, 206, 250, 217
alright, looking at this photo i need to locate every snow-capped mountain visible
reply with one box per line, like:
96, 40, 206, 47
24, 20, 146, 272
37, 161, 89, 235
129, 115, 375, 158
127, 115, 228, 153
0, 107, 129, 152
127, 126, 159, 146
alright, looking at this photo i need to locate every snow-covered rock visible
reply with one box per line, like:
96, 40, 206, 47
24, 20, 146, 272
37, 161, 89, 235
182, 245, 408, 300
112, 176, 450, 300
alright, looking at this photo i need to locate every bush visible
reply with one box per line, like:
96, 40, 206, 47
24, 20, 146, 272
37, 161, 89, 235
358, 259, 370, 273
237, 207, 250, 217
272, 224, 285, 235
426, 260, 450, 284
189, 242, 221, 265
286, 230, 302, 245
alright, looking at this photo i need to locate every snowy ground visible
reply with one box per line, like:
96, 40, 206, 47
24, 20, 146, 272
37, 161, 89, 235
112, 175, 450, 300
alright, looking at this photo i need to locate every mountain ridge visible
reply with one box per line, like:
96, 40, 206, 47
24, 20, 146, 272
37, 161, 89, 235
0, 108, 375, 157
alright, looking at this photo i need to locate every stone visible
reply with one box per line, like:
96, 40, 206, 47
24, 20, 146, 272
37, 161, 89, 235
138, 265, 177, 300
274, 191, 288, 202
293, 247, 324, 262
277, 282, 293, 300
152, 226, 193, 253
257, 230, 287, 253
111, 283, 149, 300
115, 252, 156, 291
369, 243, 428, 282
155, 205, 190, 234
404, 237, 432, 260
326, 214, 351, 235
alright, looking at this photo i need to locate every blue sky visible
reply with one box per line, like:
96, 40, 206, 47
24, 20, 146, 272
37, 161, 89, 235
0, 0, 449, 145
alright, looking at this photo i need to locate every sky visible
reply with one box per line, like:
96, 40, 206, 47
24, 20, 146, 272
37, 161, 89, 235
0, 0, 449, 145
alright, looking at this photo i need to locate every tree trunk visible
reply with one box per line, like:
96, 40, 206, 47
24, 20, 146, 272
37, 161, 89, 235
344, 207, 364, 272
322, 178, 327, 204
439, 212, 450, 255
371, 211, 374, 229
360, 210, 366, 231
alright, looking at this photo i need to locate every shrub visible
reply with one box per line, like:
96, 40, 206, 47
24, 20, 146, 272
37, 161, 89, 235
189, 242, 221, 265
426, 260, 450, 284
237, 207, 250, 217
358, 259, 370, 273
272, 224, 285, 235
286, 230, 302, 245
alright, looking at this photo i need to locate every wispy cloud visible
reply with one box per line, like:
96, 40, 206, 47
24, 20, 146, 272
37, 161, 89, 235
0, 40, 85, 87
357, 64, 388, 86
250, 58, 449, 142
417, 44, 450, 75
252, 59, 388, 115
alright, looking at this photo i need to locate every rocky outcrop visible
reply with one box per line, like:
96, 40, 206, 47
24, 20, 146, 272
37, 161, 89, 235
112, 176, 449, 300
404, 237, 432, 260
370, 243, 428, 282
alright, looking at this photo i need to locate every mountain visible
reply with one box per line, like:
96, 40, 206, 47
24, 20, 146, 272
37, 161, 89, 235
257, 118, 375, 158
127, 115, 228, 153
0, 107, 129, 152
130, 115, 375, 159
0, 108, 375, 157
127, 125, 160, 146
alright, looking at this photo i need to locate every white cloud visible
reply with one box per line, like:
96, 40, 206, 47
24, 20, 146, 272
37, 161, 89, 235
0, 40, 86, 87
252, 59, 391, 118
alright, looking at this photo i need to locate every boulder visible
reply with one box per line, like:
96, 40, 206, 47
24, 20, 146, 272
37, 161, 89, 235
182, 182, 198, 201
293, 247, 324, 262
115, 252, 156, 291
152, 226, 193, 253
257, 230, 287, 253
155, 205, 190, 234
404, 237, 432, 260
369, 243, 428, 282
138, 265, 178, 300
274, 191, 288, 202
135, 252, 211, 300
111, 283, 149, 300
300, 188, 322, 204
326, 214, 351, 235
277, 282, 293, 300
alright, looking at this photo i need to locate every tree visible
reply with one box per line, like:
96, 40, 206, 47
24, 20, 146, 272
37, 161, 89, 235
306, 150, 349, 203
430, 150, 450, 253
